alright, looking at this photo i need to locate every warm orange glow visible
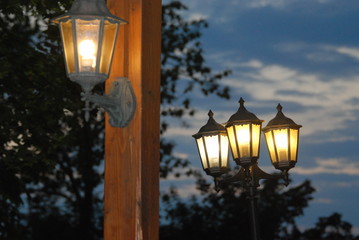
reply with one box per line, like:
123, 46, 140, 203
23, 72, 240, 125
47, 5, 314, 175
274, 129, 288, 161
79, 40, 96, 69
235, 124, 250, 157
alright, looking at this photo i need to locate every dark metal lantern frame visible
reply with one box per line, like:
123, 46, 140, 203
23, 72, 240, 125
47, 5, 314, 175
262, 104, 302, 171
192, 98, 302, 240
192, 110, 230, 177
225, 98, 264, 166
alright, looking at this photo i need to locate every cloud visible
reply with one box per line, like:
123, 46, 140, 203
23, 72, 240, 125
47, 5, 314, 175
178, 0, 335, 25
352, 227, 359, 235
330, 46, 359, 61
246, 0, 295, 9
277, 43, 359, 64
292, 158, 359, 175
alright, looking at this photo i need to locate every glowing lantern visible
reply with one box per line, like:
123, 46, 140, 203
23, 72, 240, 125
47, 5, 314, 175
225, 98, 264, 166
52, 0, 127, 93
193, 110, 230, 177
262, 104, 302, 171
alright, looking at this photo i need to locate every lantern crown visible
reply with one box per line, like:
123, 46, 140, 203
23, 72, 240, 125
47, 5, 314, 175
263, 104, 302, 130
193, 110, 226, 138
226, 98, 263, 125
52, 0, 127, 24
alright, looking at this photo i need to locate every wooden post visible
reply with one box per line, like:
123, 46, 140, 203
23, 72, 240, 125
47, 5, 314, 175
104, 0, 161, 239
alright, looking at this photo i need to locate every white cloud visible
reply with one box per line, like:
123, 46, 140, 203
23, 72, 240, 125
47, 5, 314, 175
188, 13, 208, 21
292, 158, 359, 175
239, 60, 263, 69
210, 50, 359, 139
352, 227, 359, 235
177, 0, 335, 25
175, 183, 199, 198
246, 0, 295, 9
331, 46, 359, 61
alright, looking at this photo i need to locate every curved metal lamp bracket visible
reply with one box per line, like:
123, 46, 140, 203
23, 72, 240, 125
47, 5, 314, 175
83, 77, 136, 128
217, 163, 290, 190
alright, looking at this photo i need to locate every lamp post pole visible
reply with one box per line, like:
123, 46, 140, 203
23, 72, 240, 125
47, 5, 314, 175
104, 0, 161, 240
193, 99, 301, 240
219, 164, 287, 240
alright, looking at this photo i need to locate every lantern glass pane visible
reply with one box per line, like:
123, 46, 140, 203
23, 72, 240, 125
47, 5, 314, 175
226, 125, 238, 159
273, 128, 289, 165
76, 19, 100, 72
219, 134, 229, 168
251, 124, 261, 158
100, 20, 119, 74
235, 124, 250, 158
196, 137, 208, 170
265, 131, 277, 164
60, 20, 75, 74
290, 128, 299, 161
204, 135, 220, 168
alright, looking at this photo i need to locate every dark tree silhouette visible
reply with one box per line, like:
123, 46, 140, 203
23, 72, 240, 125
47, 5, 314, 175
1, 1, 358, 240
160, 176, 359, 240
160, 178, 315, 240
0, 0, 230, 239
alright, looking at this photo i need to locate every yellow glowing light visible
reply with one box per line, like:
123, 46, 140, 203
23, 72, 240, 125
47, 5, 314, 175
79, 40, 96, 68
275, 131, 288, 150
275, 130, 288, 161
236, 125, 250, 157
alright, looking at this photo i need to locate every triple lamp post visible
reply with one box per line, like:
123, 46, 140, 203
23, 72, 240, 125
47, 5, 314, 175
192, 98, 302, 240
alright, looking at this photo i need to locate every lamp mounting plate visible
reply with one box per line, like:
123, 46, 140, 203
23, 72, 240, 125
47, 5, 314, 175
84, 77, 136, 128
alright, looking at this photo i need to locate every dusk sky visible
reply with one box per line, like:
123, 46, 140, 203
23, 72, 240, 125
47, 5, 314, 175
162, 0, 359, 233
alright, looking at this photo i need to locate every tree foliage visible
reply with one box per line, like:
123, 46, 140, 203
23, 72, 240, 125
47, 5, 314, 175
1, 1, 358, 240
160, 177, 359, 240
0, 0, 230, 239
160, 1, 230, 179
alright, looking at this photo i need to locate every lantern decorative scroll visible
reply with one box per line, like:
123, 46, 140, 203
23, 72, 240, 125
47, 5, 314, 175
52, 0, 136, 128
262, 104, 302, 171
225, 98, 264, 166
192, 110, 230, 177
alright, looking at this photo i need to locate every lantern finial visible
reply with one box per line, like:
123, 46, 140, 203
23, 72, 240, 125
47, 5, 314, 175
277, 103, 283, 112
208, 110, 214, 118
239, 97, 245, 107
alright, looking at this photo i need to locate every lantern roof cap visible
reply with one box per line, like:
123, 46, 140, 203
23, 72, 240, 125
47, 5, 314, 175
192, 110, 226, 138
52, 0, 127, 24
225, 98, 263, 126
263, 104, 302, 130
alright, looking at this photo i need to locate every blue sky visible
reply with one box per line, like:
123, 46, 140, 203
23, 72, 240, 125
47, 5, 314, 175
162, 0, 359, 233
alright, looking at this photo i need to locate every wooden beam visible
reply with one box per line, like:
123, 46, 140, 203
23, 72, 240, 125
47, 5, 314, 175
104, 0, 161, 239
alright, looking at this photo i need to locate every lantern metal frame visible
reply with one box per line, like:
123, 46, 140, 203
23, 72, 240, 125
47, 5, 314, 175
192, 98, 302, 240
52, 0, 136, 128
192, 110, 230, 177
262, 104, 302, 171
225, 98, 264, 166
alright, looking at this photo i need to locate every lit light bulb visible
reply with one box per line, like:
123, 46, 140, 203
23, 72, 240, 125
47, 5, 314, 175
275, 131, 288, 161
79, 40, 96, 71
205, 135, 220, 167
236, 125, 250, 157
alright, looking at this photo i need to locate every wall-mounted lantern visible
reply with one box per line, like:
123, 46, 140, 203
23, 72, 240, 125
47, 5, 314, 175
52, 0, 136, 127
